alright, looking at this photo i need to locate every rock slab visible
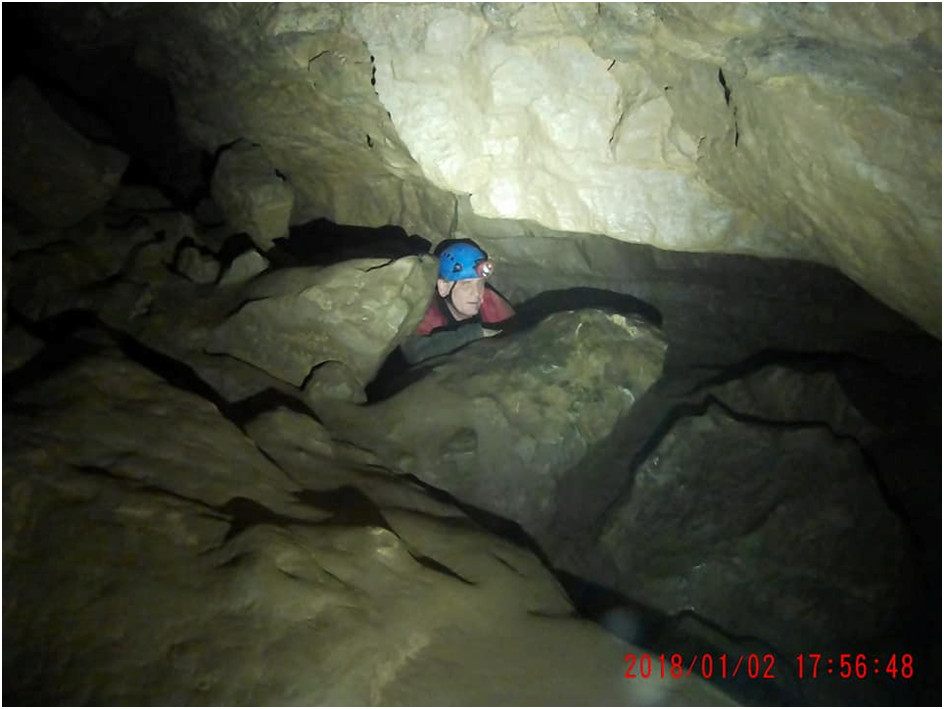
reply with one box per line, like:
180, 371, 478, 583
210, 141, 295, 251
3, 348, 729, 706
207, 256, 437, 393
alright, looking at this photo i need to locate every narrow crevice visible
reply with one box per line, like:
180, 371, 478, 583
408, 551, 476, 586
490, 551, 525, 577
608, 105, 625, 149
307, 50, 329, 69
718, 67, 731, 106
267, 217, 431, 269
363, 258, 398, 272
70, 463, 230, 524
294, 486, 392, 530
227, 388, 320, 429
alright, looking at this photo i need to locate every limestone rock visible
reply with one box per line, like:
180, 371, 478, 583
304, 360, 367, 404
317, 309, 667, 536
206, 256, 437, 392
613, 4, 942, 336
352, 5, 736, 250
242, 406, 459, 519
2, 77, 129, 227
219, 248, 269, 286
3, 348, 729, 706
174, 244, 220, 284
4, 223, 132, 321
121, 212, 202, 286
5, 352, 305, 512
707, 364, 879, 445
38, 4, 941, 334
243, 406, 335, 461
210, 141, 294, 252
3, 211, 196, 324
45, 5, 460, 242
595, 403, 915, 657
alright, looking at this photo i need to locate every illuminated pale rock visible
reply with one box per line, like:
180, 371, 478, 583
352, 5, 735, 251
41, 3, 941, 334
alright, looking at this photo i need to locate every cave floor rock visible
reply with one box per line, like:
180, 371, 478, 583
3, 345, 731, 706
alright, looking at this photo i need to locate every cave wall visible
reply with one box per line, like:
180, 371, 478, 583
3, 6, 941, 704
32, 2, 941, 337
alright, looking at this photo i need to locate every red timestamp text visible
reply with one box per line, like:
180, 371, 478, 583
795, 653, 914, 680
623, 653, 777, 681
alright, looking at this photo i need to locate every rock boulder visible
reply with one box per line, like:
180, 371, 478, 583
318, 309, 667, 537
210, 141, 295, 252
206, 256, 437, 395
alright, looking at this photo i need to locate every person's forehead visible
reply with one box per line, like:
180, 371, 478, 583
454, 277, 485, 285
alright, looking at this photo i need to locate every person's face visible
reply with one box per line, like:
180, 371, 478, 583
437, 277, 485, 320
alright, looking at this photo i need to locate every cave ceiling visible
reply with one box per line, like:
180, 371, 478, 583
25, 1, 942, 337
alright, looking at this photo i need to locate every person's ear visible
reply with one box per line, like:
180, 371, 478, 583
436, 278, 452, 298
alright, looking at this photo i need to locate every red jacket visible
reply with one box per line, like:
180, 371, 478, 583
415, 287, 515, 335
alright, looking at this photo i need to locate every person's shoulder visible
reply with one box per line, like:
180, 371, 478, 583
415, 300, 446, 335
483, 286, 515, 320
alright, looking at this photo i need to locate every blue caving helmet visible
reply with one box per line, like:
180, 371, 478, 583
438, 242, 494, 282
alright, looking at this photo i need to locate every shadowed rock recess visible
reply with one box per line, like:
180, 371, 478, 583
3, 4, 940, 707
